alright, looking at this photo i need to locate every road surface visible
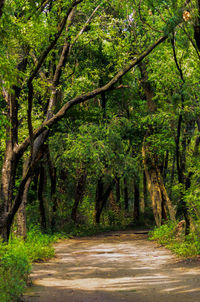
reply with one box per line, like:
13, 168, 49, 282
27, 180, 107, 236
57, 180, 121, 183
24, 230, 200, 302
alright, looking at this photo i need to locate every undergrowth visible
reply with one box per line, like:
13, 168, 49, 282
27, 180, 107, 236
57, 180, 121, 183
0, 226, 64, 302
0, 223, 130, 302
149, 221, 200, 257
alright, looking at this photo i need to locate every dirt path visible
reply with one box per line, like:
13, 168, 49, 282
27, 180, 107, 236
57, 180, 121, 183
24, 230, 200, 302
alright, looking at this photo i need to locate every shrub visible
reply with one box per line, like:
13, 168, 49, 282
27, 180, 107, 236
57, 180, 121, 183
149, 221, 176, 245
149, 221, 200, 257
0, 240, 30, 302
0, 227, 59, 302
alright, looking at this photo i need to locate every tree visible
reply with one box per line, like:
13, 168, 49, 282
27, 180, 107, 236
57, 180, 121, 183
0, 0, 193, 240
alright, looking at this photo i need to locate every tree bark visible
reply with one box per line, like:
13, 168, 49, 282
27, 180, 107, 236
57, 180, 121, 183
95, 178, 115, 224
38, 165, 47, 231
46, 152, 57, 231
71, 170, 87, 223
143, 171, 148, 208
142, 144, 175, 226
134, 177, 140, 223
16, 178, 32, 239
124, 178, 129, 211
139, 62, 175, 226
115, 177, 121, 207
0, 0, 4, 17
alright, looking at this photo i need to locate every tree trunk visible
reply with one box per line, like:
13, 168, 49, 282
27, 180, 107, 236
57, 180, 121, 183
16, 178, 32, 239
139, 62, 175, 226
46, 151, 57, 231
142, 144, 175, 227
115, 177, 121, 207
94, 178, 104, 224
95, 178, 115, 224
71, 170, 87, 223
134, 178, 140, 223
38, 165, 47, 231
124, 178, 129, 211
0, 0, 4, 17
143, 171, 148, 208
109, 190, 120, 225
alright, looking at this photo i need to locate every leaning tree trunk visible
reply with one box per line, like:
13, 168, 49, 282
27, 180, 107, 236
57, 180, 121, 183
142, 144, 176, 227
0, 87, 21, 241
139, 62, 175, 227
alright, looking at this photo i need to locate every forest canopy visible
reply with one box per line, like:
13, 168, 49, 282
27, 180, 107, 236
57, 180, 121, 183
0, 0, 200, 244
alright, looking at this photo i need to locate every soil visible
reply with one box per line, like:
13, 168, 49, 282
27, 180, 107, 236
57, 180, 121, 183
24, 230, 200, 302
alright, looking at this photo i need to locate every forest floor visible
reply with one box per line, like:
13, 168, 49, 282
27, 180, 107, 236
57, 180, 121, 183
23, 230, 200, 302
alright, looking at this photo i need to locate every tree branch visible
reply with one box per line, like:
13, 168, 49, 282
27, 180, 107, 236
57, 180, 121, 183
16, 35, 167, 157
0, 0, 4, 18
27, 0, 83, 84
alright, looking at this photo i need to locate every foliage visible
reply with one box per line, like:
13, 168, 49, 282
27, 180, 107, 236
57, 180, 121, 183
149, 222, 200, 257
0, 239, 30, 302
0, 227, 61, 302
1, 0, 200, 298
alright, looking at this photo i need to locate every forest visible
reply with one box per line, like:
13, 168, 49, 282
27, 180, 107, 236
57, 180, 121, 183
1, 0, 200, 301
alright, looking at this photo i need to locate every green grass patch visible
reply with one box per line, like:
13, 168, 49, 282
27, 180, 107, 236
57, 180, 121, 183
149, 221, 200, 257
0, 226, 64, 302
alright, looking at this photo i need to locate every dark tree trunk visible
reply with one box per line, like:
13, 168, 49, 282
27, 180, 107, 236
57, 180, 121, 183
17, 178, 32, 239
0, 0, 4, 17
101, 91, 106, 119
115, 177, 121, 207
143, 171, 148, 208
71, 171, 87, 223
38, 165, 47, 231
163, 151, 169, 184
95, 178, 115, 224
134, 178, 140, 222
16, 159, 32, 238
50, 167, 57, 231
46, 151, 57, 231
124, 178, 129, 211
95, 178, 104, 224
169, 154, 176, 200
194, 0, 200, 51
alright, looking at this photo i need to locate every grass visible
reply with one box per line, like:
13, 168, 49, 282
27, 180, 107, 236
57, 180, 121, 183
149, 221, 200, 257
0, 221, 149, 302
0, 226, 64, 302
0, 223, 131, 302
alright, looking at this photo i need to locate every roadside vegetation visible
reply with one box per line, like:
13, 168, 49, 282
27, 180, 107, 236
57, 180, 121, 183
0, 223, 131, 302
149, 221, 200, 257
1, 0, 200, 301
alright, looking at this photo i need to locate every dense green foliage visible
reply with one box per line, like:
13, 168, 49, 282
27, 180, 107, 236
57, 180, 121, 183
149, 222, 200, 257
0, 227, 57, 302
1, 0, 200, 300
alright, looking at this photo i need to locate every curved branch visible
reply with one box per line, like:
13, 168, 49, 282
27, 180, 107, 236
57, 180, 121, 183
16, 35, 167, 157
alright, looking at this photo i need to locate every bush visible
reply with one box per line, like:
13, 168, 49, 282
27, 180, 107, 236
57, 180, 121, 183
0, 227, 60, 302
149, 221, 176, 245
0, 240, 30, 302
149, 221, 200, 257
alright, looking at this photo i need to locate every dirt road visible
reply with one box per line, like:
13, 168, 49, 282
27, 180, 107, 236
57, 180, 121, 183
24, 230, 200, 302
